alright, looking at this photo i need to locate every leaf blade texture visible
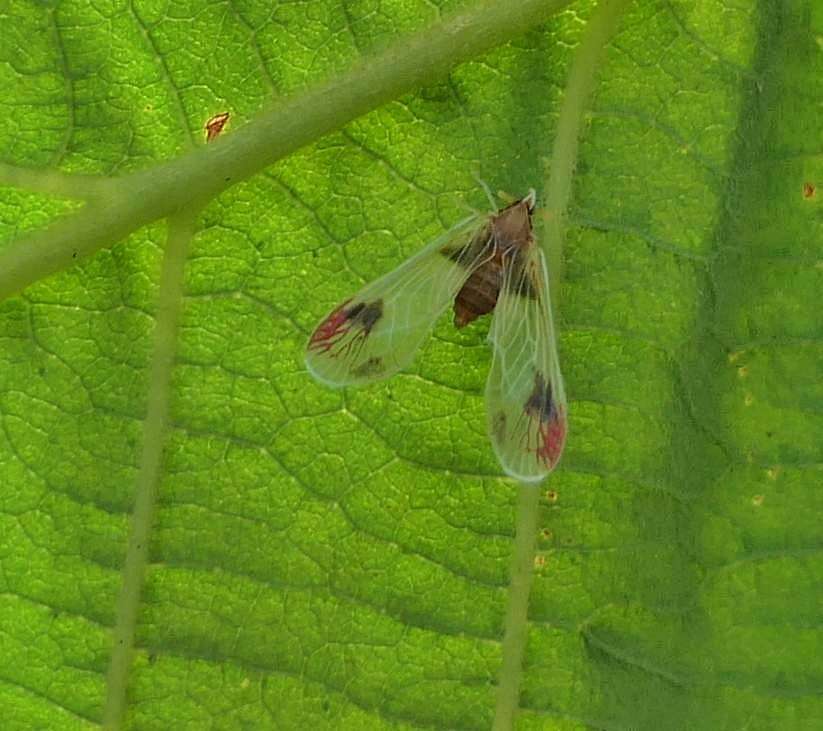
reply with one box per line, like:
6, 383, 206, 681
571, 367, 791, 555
0, 1, 820, 729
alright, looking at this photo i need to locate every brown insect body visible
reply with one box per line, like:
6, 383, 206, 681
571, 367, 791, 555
451, 195, 535, 328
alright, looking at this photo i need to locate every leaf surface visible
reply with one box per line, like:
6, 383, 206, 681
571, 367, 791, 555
0, 1, 820, 729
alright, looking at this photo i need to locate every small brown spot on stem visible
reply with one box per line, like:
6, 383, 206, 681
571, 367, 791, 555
205, 112, 230, 142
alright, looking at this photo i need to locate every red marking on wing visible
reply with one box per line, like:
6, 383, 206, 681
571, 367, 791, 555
205, 112, 230, 142
518, 407, 566, 471
536, 408, 566, 469
308, 299, 353, 354
308, 300, 374, 362
517, 373, 566, 471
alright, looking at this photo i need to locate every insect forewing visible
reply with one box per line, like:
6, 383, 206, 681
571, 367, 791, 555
306, 216, 490, 387
485, 242, 567, 482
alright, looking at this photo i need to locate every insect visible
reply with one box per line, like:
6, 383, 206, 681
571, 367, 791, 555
305, 189, 567, 482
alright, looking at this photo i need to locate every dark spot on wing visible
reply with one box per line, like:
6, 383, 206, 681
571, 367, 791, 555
347, 299, 383, 333
492, 411, 507, 441
352, 356, 385, 378
524, 372, 555, 422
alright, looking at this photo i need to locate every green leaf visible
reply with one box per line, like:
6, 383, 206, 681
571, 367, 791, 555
1, 0, 821, 729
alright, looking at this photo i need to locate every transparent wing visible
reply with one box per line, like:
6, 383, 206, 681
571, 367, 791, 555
306, 215, 491, 387
485, 242, 567, 482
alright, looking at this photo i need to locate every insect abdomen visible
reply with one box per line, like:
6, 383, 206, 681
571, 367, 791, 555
453, 258, 503, 328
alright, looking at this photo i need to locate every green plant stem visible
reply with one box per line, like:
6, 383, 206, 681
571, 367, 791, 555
493, 483, 541, 731
541, 0, 634, 293
0, 162, 108, 199
102, 209, 197, 730
0, 0, 572, 302
494, 1, 634, 728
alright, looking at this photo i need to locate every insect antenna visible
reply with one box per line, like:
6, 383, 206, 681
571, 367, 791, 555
471, 173, 499, 212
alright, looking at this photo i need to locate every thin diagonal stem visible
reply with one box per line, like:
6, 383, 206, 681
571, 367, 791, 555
493, 483, 541, 731
102, 209, 197, 730
494, 1, 634, 728
0, 0, 573, 302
